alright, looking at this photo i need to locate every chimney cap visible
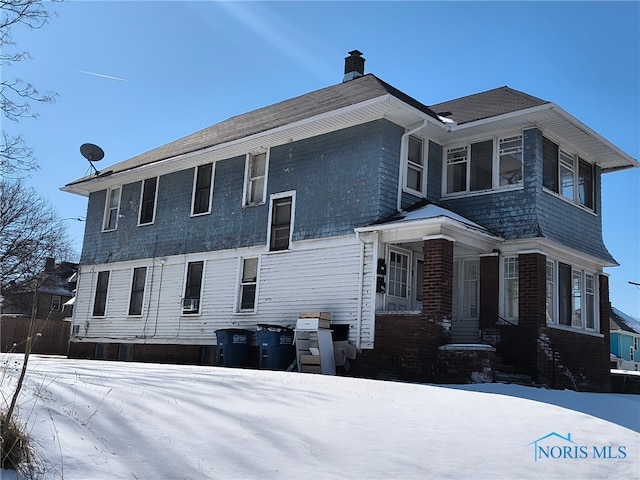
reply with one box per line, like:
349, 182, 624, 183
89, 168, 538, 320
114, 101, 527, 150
343, 49, 366, 82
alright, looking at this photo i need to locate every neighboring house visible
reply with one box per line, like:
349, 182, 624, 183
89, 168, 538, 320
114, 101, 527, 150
610, 307, 640, 371
2, 258, 77, 321
62, 51, 638, 391
1, 257, 76, 355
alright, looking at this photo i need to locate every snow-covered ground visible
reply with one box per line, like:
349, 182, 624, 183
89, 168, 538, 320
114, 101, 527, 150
1, 354, 638, 479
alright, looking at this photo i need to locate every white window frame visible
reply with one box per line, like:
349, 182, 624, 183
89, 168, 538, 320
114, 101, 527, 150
267, 191, 296, 252
102, 187, 121, 231
92, 270, 110, 317
51, 295, 62, 311
128, 266, 147, 317
387, 247, 411, 300
542, 135, 596, 212
403, 135, 426, 197
545, 258, 600, 334
182, 260, 205, 315
444, 133, 523, 197
243, 151, 269, 207
138, 177, 159, 226
501, 257, 519, 322
235, 256, 260, 313
191, 163, 214, 216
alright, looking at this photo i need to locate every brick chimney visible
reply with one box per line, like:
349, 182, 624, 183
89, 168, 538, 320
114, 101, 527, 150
45, 257, 55, 272
343, 50, 365, 82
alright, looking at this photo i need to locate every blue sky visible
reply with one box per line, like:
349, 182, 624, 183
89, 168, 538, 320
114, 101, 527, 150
5, 1, 639, 318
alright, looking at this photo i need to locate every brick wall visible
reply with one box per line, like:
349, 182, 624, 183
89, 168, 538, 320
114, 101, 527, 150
437, 345, 496, 384
535, 274, 611, 392
422, 238, 453, 326
354, 313, 451, 382
68, 341, 229, 366
479, 254, 499, 330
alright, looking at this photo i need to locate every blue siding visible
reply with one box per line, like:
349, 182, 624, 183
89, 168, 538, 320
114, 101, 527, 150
426, 140, 443, 204
81, 119, 406, 264
439, 128, 615, 263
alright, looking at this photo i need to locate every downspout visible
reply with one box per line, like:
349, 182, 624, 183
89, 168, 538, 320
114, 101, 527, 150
355, 230, 366, 350
397, 120, 427, 213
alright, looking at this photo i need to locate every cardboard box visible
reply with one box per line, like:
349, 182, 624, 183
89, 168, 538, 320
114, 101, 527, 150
296, 317, 331, 330
299, 312, 332, 320
300, 354, 321, 365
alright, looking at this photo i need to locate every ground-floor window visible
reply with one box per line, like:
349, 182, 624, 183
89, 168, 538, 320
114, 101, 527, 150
547, 259, 599, 333
502, 257, 519, 321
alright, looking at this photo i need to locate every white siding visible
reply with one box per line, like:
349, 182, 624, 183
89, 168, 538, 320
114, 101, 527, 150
71, 235, 374, 348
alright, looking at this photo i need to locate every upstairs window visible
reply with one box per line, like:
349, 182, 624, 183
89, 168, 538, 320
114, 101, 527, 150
268, 193, 294, 251
243, 152, 268, 206
238, 257, 259, 312
192, 163, 213, 215
128, 267, 147, 316
543, 136, 595, 211
93, 271, 110, 317
51, 295, 62, 311
139, 177, 158, 225
499, 135, 523, 186
103, 187, 121, 231
445, 135, 522, 195
183, 261, 204, 314
405, 135, 425, 195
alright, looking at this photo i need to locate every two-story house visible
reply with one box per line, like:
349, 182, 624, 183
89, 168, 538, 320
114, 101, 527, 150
63, 51, 637, 391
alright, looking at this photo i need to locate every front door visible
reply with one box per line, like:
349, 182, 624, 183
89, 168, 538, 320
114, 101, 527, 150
386, 248, 411, 311
451, 258, 480, 343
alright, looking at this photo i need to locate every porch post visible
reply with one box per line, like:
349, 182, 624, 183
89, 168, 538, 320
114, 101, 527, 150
422, 236, 454, 335
479, 253, 499, 330
518, 252, 546, 378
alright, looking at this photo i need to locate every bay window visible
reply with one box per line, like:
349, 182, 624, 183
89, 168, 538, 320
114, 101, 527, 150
547, 259, 598, 332
543, 136, 595, 211
445, 134, 523, 195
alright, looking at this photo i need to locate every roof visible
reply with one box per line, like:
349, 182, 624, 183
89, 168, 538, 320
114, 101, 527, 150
379, 203, 489, 233
610, 307, 640, 334
64, 77, 637, 193
65, 75, 441, 187
429, 86, 549, 125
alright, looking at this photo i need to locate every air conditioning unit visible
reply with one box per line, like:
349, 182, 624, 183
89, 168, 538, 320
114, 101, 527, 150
182, 298, 199, 312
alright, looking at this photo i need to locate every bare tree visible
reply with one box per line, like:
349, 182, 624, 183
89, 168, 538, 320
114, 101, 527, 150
1, 0, 60, 177
0, 179, 75, 292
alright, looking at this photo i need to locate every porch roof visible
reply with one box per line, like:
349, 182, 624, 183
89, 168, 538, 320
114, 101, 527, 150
355, 204, 502, 251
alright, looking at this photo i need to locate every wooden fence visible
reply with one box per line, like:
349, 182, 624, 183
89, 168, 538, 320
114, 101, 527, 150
0, 316, 70, 356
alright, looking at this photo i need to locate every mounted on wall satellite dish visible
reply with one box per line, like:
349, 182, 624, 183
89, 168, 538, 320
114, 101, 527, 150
80, 143, 104, 175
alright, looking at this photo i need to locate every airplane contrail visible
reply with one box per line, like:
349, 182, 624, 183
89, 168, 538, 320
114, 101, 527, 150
76, 70, 128, 82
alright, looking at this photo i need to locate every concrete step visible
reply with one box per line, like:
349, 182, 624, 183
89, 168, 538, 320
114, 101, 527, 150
495, 371, 534, 385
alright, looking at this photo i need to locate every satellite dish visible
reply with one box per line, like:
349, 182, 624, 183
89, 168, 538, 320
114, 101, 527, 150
80, 143, 104, 174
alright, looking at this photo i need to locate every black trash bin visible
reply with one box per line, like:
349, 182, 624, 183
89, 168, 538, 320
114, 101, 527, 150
256, 325, 295, 370
216, 329, 252, 367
